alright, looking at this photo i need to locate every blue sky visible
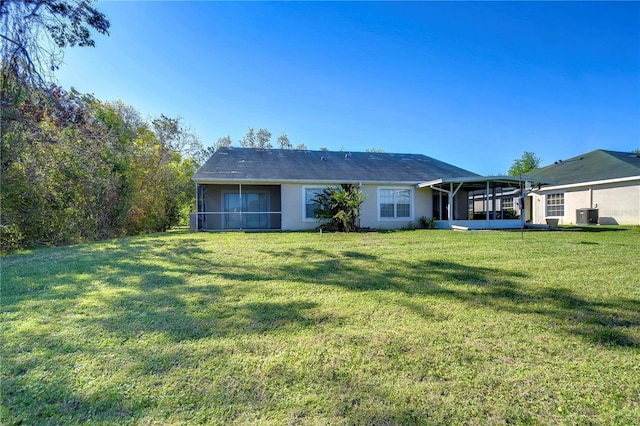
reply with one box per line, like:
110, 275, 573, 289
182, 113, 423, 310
57, 1, 640, 175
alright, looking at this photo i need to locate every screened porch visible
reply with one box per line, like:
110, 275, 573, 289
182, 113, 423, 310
191, 184, 282, 231
420, 176, 534, 230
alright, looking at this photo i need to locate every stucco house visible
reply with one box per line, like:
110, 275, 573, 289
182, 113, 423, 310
191, 147, 551, 231
524, 149, 640, 226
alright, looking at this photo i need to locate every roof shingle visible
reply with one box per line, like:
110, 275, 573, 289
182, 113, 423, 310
193, 147, 479, 183
524, 149, 640, 185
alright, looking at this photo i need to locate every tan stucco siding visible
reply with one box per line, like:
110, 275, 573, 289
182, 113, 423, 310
531, 180, 640, 225
592, 182, 640, 225
281, 183, 433, 230
359, 185, 432, 229
280, 183, 319, 231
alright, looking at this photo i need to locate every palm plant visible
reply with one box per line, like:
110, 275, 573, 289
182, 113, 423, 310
312, 184, 366, 232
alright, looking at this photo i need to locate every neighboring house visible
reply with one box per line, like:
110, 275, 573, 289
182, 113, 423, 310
524, 149, 640, 226
191, 147, 551, 231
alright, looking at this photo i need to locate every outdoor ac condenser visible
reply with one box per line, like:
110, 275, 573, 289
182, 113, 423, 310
576, 208, 599, 225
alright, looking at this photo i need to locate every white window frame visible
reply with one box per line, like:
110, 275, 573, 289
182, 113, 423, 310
302, 186, 327, 222
377, 187, 413, 221
502, 197, 514, 211
545, 192, 565, 218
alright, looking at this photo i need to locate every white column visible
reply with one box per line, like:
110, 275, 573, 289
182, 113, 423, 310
449, 182, 453, 227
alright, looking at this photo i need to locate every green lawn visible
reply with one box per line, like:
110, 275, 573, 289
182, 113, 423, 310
2, 228, 639, 425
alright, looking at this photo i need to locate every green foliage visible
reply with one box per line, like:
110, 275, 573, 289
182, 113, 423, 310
239, 127, 256, 148
0, 0, 110, 88
277, 133, 292, 149
0, 79, 199, 252
256, 128, 272, 149
312, 184, 366, 232
418, 216, 436, 228
508, 151, 542, 176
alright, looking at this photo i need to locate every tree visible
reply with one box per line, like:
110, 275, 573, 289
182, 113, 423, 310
239, 127, 256, 148
295, 143, 307, 150
1, 86, 202, 252
0, 0, 110, 89
256, 128, 272, 149
215, 135, 232, 150
312, 184, 366, 232
277, 134, 292, 150
195, 135, 232, 165
152, 115, 203, 159
365, 148, 385, 153
508, 151, 542, 176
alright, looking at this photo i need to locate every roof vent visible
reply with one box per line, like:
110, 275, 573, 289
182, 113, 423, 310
321, 156, 325, 161
345, 153, 352, 158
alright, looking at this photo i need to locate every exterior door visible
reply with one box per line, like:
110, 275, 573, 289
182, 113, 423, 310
223, 192, 270, 229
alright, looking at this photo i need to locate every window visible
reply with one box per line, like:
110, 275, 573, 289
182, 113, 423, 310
502, 197, 514, 211
546, 193, 564, 217
379, 188, 412, 219
304, 187, 325, 220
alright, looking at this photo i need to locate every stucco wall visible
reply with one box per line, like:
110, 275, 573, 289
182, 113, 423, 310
531, 180, 640, 225
359, 185, 432, 230
592, 182, 640, 225
281, 183, 432, 231
280, 183, 318, 231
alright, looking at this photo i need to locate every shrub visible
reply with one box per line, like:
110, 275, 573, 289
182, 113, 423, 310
418, 216, 436, 229
313, 184, 366, 232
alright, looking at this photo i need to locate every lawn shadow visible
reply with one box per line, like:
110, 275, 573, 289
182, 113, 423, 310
260, 250, 639, 349
2, 371, 143, 424
560, 226, 629, 232
2, 235, 335, 424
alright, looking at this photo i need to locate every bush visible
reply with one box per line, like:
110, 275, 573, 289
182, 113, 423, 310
0, 224, 24, 254
418, 216, 436, 229
313, 184, 366, 232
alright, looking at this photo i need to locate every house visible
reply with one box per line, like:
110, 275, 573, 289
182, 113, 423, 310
191, 147, 552, 231
524, 149, 640, 226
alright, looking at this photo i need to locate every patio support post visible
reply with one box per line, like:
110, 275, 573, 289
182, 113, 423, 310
486, 181, 490, 221
472, 190, 476, 218
449, 182, 454, 228
492, 185, 497, 220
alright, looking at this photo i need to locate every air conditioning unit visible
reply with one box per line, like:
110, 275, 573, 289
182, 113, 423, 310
576, 208, 598, 225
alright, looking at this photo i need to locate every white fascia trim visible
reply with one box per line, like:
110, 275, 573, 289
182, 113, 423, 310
533, 175, 640, 192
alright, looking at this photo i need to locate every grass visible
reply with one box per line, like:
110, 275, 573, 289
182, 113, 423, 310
1, 228, 639, 425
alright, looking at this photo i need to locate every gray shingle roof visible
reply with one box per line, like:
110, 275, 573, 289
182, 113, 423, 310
524, 149, 640, 186
193, 147, 479, 183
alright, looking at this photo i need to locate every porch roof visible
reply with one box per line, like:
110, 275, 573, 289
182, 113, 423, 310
418, 175, 556, 191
